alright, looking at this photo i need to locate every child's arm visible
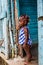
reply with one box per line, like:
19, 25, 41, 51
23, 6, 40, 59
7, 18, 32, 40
24, 27, 29, 44
16, 24, 20, 30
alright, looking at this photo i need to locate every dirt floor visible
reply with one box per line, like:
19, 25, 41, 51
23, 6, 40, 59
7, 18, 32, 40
0, 56, 38, 65
0, 44, 38, 65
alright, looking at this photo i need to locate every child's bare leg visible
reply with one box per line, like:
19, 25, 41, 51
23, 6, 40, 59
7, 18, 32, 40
18, 44, 23, 57
23, 43, 31, 62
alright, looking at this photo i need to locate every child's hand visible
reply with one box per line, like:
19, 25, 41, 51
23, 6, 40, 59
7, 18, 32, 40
16, 24, 20, 30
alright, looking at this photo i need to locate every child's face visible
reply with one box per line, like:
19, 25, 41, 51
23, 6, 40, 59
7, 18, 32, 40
19, 19, 24, 27
19, 18, 27, 27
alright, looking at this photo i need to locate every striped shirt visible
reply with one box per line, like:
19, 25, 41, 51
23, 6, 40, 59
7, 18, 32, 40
18, 26, 32, 45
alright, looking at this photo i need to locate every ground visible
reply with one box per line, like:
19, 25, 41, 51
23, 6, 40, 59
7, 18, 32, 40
0, 56, 38, 65
0, 44, 38, 65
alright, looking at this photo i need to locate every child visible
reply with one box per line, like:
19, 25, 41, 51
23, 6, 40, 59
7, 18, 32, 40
16, 15, 32, 64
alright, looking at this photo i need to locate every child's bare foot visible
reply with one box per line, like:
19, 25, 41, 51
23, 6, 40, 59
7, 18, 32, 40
24, 61, 28, 65
24, 60, 32, 65
25, 54, 32, 62
19, 53, 23, 58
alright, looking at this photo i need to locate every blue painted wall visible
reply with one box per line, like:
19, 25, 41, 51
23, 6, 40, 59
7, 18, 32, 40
19, 0, 38, 44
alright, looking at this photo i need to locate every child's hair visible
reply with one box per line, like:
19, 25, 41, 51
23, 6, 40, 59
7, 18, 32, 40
19, 15, 30, 24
